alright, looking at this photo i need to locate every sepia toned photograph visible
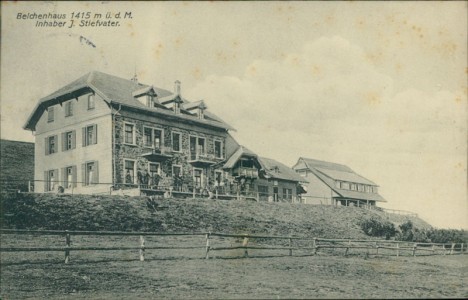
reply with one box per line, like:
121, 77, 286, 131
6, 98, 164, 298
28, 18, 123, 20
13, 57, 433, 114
1, 1, 467, 299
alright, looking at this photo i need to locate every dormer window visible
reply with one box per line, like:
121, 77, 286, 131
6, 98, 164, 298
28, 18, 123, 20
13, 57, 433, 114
198, 107, 205, 120
174, 101, 181, 114
133, 86, 158, 108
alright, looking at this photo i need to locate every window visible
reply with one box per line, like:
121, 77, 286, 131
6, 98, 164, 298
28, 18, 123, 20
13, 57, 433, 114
215, 171, 223, 186
45, 135, 58, 155
144, 127, 153, 147
45, 169, 58, 191
62, 130, 76, 151
335, 181, 341, 188
149, 162, 160, 176
197, 137, 205, 155
82, 124, 97, 146
65, 101, 73, 117
258, 185, 268, 195
341, 182, 350, 190
124, 160, 135, 184
83, 161, 98, 186
214, 140, 223, 158
172, 165, 181, 177
351, 183, 357, 191
172, 132, 181, 152
143, 127, 163, 149
63, 166, 76, 189
47, 107, 55, 122
189, 135, 206, 158
124, 123, 135, 144
283, 188, 293, 201
154, 129, 162, 149
198, 108, 204, 120
193, 168, 203, 188
88, 94, 95, 109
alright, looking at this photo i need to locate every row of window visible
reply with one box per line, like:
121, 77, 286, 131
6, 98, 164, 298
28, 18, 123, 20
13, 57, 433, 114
45, 124, 97, 155
44, 161, 98, 191
335, 181, 377, 193
258, 185, 293, 200
47, 95, 95, 122
123, 122, 224, 158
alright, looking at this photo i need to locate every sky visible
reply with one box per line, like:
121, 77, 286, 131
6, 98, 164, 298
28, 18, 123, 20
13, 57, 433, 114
1, 1, 467, 229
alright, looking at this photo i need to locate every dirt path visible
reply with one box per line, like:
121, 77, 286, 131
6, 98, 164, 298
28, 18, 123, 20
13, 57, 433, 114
1, 253, 466, 299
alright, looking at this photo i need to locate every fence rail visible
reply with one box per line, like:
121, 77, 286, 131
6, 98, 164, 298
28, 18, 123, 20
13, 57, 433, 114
1, 229, 465, 263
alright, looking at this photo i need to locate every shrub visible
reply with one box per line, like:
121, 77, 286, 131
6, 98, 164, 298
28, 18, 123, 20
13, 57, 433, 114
396, 220, 467, 244
359, 217, 396, 239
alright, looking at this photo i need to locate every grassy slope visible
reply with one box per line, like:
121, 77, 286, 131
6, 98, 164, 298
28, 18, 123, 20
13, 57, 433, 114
0, 139, 34, 191
1, 193, 431, 238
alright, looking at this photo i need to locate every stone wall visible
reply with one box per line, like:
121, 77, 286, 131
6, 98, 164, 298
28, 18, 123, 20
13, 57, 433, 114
114, 114, 228, 188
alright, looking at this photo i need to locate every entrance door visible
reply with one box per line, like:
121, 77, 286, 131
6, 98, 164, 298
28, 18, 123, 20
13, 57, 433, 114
273, 187, 279, 202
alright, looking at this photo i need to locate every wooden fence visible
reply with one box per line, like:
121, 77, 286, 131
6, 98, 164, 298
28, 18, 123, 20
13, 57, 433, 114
0, 229, 465, 264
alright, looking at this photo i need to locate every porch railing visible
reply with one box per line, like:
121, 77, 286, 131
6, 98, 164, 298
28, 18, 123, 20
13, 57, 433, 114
232, 167, 259, 178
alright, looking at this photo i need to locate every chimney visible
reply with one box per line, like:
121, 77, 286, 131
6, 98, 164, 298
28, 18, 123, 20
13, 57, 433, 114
131, 73, 138, 85
174, 80, 181, 96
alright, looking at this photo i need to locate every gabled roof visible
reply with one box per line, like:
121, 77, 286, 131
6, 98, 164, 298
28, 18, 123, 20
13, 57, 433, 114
223, 145, 257, 169
184, 100, 207, 111
296, 157, 385, 202
298, 157, 376, 185
258, 157, 308, 183
24, 71, 234, 131
132, 85, 157, 97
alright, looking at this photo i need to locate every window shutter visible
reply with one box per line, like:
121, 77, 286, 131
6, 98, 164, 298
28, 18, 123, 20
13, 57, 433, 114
72, 130, 76, 149
93, 124, 98, 145
53, 135, 58, 153
53, 169, 59, 187
61, 167, 66, 186
82, 163, 86, 186
61, 132, 66, 151
72, 165, 77, 187
82, 127, 86, 147
45, 137, 49, 155
44, 171, 48, 191
93, 161, 99, 184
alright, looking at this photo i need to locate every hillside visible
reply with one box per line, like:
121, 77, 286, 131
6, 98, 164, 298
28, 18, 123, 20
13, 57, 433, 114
1, 193, 431, 239
0, 139, 34, 192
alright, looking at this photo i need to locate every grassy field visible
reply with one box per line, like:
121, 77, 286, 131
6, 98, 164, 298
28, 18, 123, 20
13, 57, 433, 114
1, 193, 449, 299
1, 235, 466, 299
0, 139, 34, 192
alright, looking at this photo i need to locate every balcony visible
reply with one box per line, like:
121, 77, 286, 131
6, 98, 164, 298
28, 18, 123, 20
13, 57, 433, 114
232, 167, 259, 179
188, 150, 218, 166
141, 145, 173, 161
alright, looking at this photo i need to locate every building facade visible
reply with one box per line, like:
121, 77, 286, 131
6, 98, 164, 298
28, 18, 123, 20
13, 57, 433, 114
24, 71, 306, 201
292, 157, 385, 207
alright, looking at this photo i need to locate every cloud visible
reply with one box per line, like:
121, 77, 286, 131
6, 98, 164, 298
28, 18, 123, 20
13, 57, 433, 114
188, 36, 467, 228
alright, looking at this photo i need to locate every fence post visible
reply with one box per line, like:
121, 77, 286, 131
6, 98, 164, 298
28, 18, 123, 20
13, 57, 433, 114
461, 243, 464, 254
431, 244, 435, 255
396, 242, 399, 257
139, 235, 145, 261
345, 240, 350, 256
412, 243, 417, 256
313, 238, 318, 255
450, 243, 455, 255
205, 233, 211, 259
375, 242, 379, 255
28, 180, 32, 192
289, 237, 293, 256
443, 244, 447, 255
243, 236, 249, 257
64, 231, 71, 264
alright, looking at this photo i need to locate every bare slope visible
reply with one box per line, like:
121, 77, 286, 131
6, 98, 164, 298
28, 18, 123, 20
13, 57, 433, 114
1, 193, 431, 238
